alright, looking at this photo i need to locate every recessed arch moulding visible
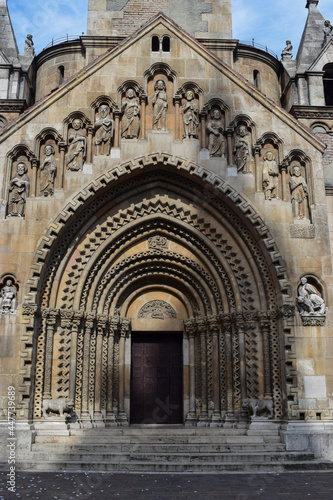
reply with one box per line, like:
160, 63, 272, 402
21, 154, 297, 425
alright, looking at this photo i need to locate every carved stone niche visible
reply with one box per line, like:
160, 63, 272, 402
202, 98, 230, 156
64, 112, 91, 171
0, 274, 19, 315
5, 144, 36, 217
35, 128, 64, 196
286, 152, 311, 224
230, 115, 256, 174
260, 144, 280, 201
91, 95, 118, 155
118, 82, 145, 141
144, 63, 177, 136
297, 276, 326, 326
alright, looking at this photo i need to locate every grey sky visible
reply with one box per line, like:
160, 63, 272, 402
8, 0, 333, 58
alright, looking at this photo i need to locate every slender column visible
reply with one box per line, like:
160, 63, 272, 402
236, 316, 247, 402
87, 126, 93, 163
197, 318, 208, 424
31, 159, 38, 198
68, 312, 82, 402
59, 143, 66, 188
140, 95, 147, 140
114, 111, 121, 148
253, 144, 262, 193
226, 128, 233, 165
94, 316, 107, 421
81, 313, 94, 421
200, 111, 207, 149
117, 318, 130, 424
184, 319, 197, 424
223, 315, 234, 423
106, 317, 118, 423
280, 161, 288, 201
209, 316, 222, 425
42, 309, 58, 400
259, 313, 273, 398
60, 310, 74, 399
173, 95, 181, 141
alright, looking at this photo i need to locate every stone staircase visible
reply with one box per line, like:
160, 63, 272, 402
15, 422, 333, 473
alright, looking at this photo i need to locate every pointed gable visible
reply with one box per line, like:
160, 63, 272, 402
0, 0, 19, 62
296, 1, 326, 73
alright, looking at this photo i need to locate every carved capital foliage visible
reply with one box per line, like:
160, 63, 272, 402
41, 308, 58, 326
120, 318, 131, 337
184, 318, 197, 337
22, 303, 38, 317
84, 312, 96, 330
60, 309, 73, 328
301, 316, 326, 327
279, 305, 295, 318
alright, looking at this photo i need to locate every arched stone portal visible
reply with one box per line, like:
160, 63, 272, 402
21, 154, 297, 426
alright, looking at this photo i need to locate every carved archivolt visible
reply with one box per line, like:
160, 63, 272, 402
19, 153, 297, 421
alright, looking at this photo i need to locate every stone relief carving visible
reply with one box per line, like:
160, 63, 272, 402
7, 162, 30, 217
24, 34, 35, 56
207, 109, 225, 157
297, 277, 326, 318
94, 104, 114, 155
0, 278, 17, 314
42, 397, 74, 418
182, 90, 199, 139
138, 300, 177, 319
40, 144, 57, 196
152, 79, 168, 131
66, 118, 87, 171
281, 40, 293, 61
323, 20, 333, 45
242, 399, 274, 419
121, 88, 140, 139
262, 151, 279, 200
289, 164, 309, 220
234, 124, 251, 173
148, 235, 168, 250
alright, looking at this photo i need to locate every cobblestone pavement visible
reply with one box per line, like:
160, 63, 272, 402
1, 471, 333, 499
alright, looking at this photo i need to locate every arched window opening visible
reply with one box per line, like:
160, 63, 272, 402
58, 66, 65, 85
323, 64, 333, 106
152, 36, 159, 52
162, 36, 170, 52
253, 70, 260, 89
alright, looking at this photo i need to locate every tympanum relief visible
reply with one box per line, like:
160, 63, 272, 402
138, 300, 177, 319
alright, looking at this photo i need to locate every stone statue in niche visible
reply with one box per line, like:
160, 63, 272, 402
182, 90, 199, 139
66, 118, 87, 171
7, 162, 30, 217
138, 300, 177, 319
152, 79, 168, 131
40, 144, 57, 196
0, 279, 17, 314
281, 40, 293, 61
121, 88, 140, 139
234, 124, 251, 173
94, 104, 114, 155
24, 34, 35, 56
262, 151, 279, 200
289, 164, 308, 220
207, 109, 225, 157
297, 277, 326, 316
323, 20, 333, 45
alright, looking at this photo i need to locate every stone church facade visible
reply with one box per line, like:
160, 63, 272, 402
0, 0, 333, 466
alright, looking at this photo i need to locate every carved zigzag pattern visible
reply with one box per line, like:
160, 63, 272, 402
57, 328, 71, 396
245, 330, 259, 399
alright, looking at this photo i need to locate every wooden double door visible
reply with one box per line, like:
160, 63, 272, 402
130, 332, 183, 424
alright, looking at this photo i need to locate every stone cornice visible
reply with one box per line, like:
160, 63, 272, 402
290, 106, 333, 120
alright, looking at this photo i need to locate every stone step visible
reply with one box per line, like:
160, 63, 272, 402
32, 442, 286, 453
25, 451, 314, 464
14, 459, 333, 474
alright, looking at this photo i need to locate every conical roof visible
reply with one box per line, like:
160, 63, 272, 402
296, 1, 326, 72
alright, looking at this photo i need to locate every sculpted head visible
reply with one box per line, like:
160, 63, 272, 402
265, 151, 275, 161
291, 165, 301, 177
186, 90, 194, 101
126, 88, 135, 98
301, 277, 307, 285
72, 118, 82, 130
237, 124, 247, 137
17, 162, 27, 175
99, 104, 109, 117
155, 79, 166, 91
212, 109, 221, 120
44, 144, 54, 156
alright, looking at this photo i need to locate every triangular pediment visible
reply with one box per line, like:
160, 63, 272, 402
0, 13, 325, 151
